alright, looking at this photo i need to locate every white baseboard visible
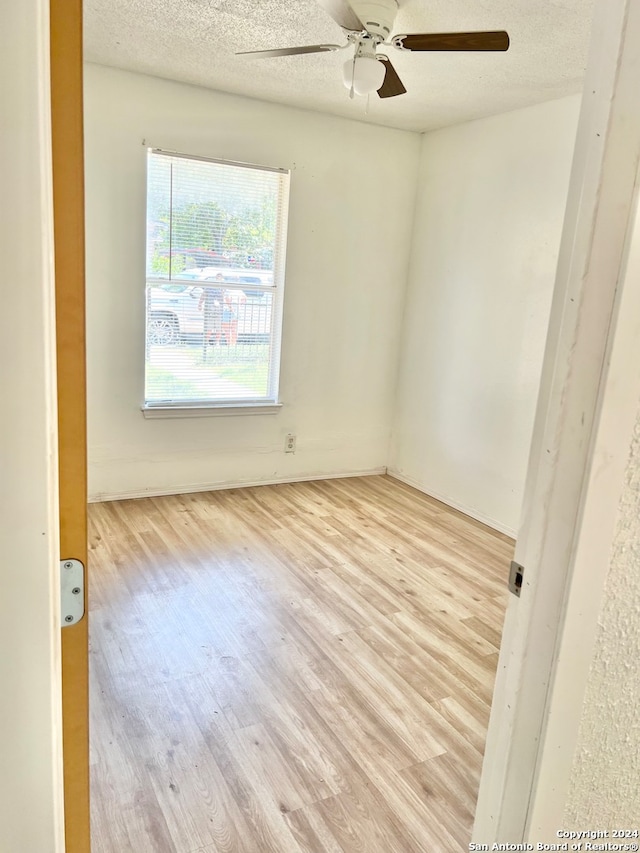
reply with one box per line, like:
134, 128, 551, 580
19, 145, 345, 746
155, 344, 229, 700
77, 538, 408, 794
386, 468, 517, 539
88, 467, 388, 503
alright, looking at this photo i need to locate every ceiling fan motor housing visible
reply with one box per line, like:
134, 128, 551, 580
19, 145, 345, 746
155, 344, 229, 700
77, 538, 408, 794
349, 0, 398, 41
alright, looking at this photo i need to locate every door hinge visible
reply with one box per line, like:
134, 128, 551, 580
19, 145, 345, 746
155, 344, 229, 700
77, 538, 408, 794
60, 559, 85, 627
509, 560, 524, 597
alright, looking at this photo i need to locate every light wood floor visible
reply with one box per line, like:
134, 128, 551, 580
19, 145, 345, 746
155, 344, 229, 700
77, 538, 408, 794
89, 475, 513, 853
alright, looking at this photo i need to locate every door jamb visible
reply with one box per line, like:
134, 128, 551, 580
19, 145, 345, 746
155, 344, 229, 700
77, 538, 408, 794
0, 0, 65, 850
474, 0, 640, 840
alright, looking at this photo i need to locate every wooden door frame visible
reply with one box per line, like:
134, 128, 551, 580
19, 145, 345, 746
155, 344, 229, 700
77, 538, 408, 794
474, 0, 640, 840
50, 0, 91, 851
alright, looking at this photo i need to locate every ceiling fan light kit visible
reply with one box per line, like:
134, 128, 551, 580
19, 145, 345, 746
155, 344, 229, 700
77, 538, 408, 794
237, 0, 510, 101
342, 38, 387, 95
342, 54, 386, 95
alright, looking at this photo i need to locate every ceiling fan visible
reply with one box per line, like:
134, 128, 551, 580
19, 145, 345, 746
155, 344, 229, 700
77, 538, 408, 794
237, 0, 510, 100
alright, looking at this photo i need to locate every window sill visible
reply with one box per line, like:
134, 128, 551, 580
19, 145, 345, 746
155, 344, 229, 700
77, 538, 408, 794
142, 402, 283, 419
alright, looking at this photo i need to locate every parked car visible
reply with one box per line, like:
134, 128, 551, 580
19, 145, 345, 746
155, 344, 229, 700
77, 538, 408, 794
146, 273, 273, 345
197, 266, 273, 298
146, 282, 202, 344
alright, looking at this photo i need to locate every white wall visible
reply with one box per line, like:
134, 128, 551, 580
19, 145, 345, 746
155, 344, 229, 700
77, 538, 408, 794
389, 96, 581, 535
0, 1, 64, 850
564, 391, 640, 825
84, 64, 420, 499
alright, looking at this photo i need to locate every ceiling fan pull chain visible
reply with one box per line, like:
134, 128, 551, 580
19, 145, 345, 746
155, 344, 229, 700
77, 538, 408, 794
349, 51, 356, 99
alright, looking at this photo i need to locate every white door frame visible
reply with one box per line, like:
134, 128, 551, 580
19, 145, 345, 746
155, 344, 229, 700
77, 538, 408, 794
474, 0, 640, 841
0, 1, 65, 852
526, 148, 640, 841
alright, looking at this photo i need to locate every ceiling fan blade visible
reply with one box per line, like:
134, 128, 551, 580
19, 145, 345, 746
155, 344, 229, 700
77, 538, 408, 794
316, 0, 364, 31
377, 57, 406, 98
392, 30, 510, 52
236, 43, 342, 58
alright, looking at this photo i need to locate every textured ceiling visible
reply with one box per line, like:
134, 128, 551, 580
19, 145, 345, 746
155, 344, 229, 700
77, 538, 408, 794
84, 0, 594, 132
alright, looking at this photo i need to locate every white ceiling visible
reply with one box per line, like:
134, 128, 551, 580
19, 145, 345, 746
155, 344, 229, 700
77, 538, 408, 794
84, 0, 594, 133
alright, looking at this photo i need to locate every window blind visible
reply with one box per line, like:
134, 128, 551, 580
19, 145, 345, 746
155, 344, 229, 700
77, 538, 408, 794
145, 149, 290, 408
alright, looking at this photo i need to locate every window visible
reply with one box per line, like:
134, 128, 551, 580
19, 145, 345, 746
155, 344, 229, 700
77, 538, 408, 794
144, 149, 290, 412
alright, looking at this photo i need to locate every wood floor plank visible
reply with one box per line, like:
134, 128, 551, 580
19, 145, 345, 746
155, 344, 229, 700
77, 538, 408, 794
90, 474, 511, 852
462, 614, 504, 650
389, 610, 499, 706
284, 805, 347, 853
353, 620, 457, 704
326, 630, 449, 761
399, 752, 479, 847
299, 780, 414, 853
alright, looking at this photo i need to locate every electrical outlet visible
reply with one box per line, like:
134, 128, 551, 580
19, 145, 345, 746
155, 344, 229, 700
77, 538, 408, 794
285, 433, 296, 453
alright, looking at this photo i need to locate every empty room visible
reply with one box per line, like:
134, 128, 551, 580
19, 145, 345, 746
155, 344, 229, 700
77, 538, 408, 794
9, 0, 640, 850
21, 0, 611, 850
79, 1, 591, 850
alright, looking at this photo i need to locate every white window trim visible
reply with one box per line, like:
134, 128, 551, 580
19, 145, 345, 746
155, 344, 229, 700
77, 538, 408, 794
141, 401, 283, 418
144, 149, 290, 412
